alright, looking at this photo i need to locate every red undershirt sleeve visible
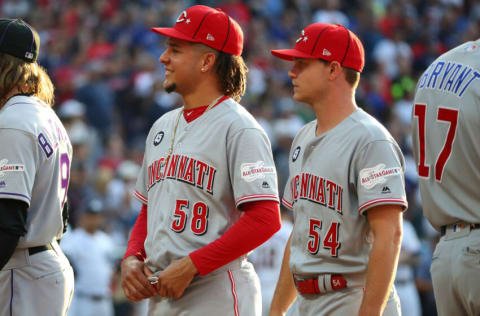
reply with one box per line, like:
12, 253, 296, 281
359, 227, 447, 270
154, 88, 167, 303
189, 200, 281, 276
122, 200, 282, 275
122, 203, 147, 262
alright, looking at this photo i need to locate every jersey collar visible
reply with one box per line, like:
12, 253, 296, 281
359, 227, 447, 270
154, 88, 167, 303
183, 95, 229, 123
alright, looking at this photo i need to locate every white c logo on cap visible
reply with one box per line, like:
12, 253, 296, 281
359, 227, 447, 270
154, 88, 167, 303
176, 11, 187, 23
296, 30, 306, 43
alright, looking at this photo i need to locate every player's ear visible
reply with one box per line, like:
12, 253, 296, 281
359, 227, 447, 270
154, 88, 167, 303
328, 61, 343, 81
198, 47, 218, 73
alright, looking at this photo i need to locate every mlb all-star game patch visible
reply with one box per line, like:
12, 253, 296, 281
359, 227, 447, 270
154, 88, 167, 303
359, 163, 401, 189
0, 159, 25, 178
240, 161, 275, 182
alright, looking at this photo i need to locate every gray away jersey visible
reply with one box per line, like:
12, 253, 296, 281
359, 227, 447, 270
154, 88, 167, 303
282, 108, 407, 276
135, 97, 279, 271
0, 96, 72, 247
412, 40, 480, 231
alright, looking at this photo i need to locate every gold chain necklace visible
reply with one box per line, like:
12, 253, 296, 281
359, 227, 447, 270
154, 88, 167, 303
161, 95, 223, 167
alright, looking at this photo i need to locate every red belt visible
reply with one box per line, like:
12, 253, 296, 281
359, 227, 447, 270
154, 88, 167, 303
293, 274, 347, 295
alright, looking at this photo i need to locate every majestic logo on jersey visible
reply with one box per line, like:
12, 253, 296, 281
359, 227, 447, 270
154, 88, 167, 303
381, 186, 391, 194
292, 146, 301, 162
359, 164, 401, 190
147, 154, 216, 195
0, 180, 6, 188
289, 172, 343, 214
153, 131, 164, 146
0, 159, 25, 178
176, 11, 190, 24
240, 161, 275, 182
262, 181, 270, 189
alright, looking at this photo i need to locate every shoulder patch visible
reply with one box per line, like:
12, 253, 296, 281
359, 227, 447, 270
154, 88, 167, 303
241, 161, 275, 182
0, 159, 25, 178
292, 146, 301, 162
359, 163, 401, 189
153, 131, 164, 146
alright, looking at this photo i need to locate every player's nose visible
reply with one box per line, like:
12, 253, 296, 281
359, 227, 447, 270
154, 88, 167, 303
159, 50, 169, 64
288, 68, 297, 79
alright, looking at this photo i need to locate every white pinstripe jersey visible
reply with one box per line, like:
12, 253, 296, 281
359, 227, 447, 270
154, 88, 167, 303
282, 108, 407, 275
0, 95, 72, 247
412, 40, 480, 231
135, 97, 279, 270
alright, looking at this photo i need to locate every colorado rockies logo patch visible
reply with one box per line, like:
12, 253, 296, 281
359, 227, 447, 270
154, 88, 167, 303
292, 146, 301, 162
153, 131, 164, 146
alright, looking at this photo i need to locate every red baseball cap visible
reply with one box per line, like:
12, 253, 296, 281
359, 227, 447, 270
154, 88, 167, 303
152, 5, 243, 56
271, 23, 365, 72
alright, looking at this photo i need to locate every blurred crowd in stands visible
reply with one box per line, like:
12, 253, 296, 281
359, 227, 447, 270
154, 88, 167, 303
2, 0, 479, 315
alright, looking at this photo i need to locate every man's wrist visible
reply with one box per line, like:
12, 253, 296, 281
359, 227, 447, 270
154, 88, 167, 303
185, 255, 199, 276
359, 299, 383, 316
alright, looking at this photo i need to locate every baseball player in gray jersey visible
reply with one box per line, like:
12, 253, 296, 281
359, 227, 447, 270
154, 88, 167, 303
0, 19, 74, 315
120, 5, 281, 315
412, 39, 480, 316
269, 23, 407, 316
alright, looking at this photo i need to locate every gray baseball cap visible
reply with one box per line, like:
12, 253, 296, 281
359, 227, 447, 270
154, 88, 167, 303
0, 18, 40, 63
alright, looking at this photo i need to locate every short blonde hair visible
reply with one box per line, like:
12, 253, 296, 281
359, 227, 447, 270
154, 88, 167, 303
0, 52, 54, 106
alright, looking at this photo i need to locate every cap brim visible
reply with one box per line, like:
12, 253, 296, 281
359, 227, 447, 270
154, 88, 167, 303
270, 49, 315, 61
151, 27, 201, 43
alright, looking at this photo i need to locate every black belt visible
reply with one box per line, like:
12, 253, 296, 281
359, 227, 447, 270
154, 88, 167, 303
28, 243, 53, 255
395, 279, 413, 285
76, 293, 108, 301
440, 223, 480, 236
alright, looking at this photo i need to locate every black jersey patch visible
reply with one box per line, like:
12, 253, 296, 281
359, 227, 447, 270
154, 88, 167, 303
292, 146, 301, 162
153, 131, 164, 146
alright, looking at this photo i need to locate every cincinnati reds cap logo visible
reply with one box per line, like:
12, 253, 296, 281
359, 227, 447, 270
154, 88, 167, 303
292, 146, 301, 162
295, 30, 308, 43
153, 131, 164, 146
176, 11, 191, 24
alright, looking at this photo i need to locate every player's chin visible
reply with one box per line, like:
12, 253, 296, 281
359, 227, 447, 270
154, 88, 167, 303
164, 82, 176, 94
292, 91, 303, 102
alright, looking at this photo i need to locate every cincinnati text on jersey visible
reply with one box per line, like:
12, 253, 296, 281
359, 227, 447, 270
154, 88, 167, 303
289, 172, 343, 214
147, 154, 216, 194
